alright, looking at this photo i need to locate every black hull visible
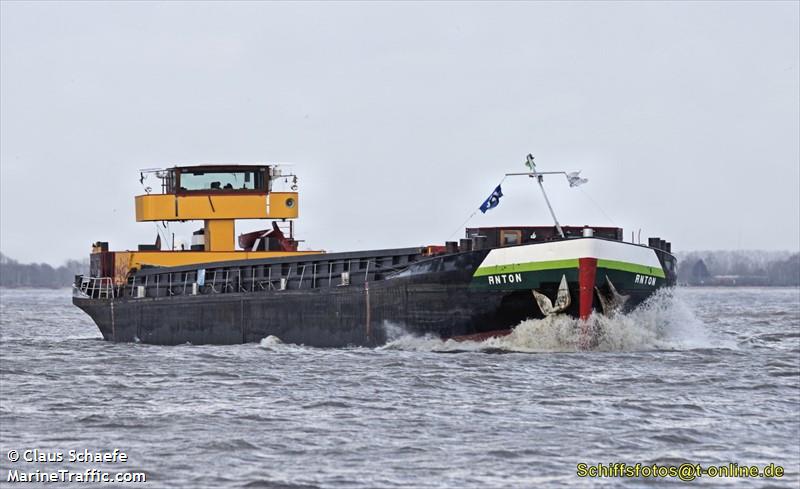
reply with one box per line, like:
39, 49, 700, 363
74, 274, 538, 346
74, 270, 662, 347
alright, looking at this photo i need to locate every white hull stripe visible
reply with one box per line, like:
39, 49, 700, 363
474, 238, 665, 279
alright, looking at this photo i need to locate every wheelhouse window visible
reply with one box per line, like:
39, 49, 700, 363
500, 230, 522, 247
177, 168, 266, 193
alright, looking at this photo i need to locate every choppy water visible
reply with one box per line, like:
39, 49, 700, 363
1, 287, 798, 488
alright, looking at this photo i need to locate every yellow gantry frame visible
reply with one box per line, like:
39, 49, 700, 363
135, 192, 299, 222
134, 191, 299, 252
105, 190, 315, 279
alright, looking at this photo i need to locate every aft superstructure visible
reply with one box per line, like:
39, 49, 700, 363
91, 164, 321, 284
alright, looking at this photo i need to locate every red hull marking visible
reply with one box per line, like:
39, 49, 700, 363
578, 257, 598, 321
449, 329, 512, 342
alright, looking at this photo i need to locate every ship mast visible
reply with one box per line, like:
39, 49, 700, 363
505, 154, 587, 239
533, 172, 565, 238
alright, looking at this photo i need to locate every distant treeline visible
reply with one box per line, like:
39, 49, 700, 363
0, 253, 88, 288
676, 250, 800, 286
1, 250, 798, 288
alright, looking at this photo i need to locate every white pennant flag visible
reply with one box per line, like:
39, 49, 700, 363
566, 171, 588, 187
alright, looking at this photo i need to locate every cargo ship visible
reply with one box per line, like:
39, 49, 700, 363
73, 159, 676, 347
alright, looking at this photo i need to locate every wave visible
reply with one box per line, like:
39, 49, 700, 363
258, 335, 314, 353
383, 289, 724, 353
259, 335, 284, 349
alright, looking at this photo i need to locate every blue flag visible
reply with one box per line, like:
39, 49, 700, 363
479, 185, 503, 213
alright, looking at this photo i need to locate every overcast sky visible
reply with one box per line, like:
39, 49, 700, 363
1, 1, 798, 265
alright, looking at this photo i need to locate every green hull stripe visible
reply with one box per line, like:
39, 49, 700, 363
596, 259, 665, 278
474, 258, 665, 278
473, 259, 579, 277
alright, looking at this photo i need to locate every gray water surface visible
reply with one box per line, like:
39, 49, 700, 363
1, 287, 798, 488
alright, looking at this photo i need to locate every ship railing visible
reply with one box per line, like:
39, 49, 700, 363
120, 256, 418, 299
73, 275, 117, 299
